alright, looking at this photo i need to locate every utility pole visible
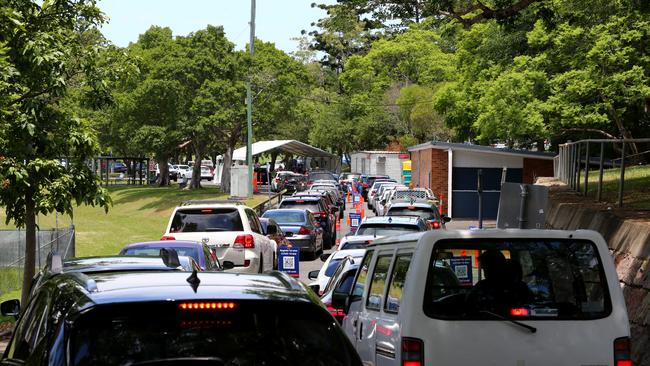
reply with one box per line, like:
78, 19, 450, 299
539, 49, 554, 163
245, 0, 256, 198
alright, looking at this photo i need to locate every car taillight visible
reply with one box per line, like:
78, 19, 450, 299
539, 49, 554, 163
428, 220, 441, 229
160, 235, 176, 240
614, 337, 632, 366
325, 304, 346, 321
317, 212, 328, 219
298, 226, 312, 235
179, 302, 237, 310
509, 307, 529, 317
402, 337, 424, 366
234, 234, 255, 249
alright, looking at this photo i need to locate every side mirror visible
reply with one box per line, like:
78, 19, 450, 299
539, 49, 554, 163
1, 299, 20, 318
309, 284, 320, 294
320, 253, 331, 262
222, 261, 235, 270
285, 232, 293, 237
266, 225, 278, 235
331, 291, 350, 310
443, 216, 452, 223
160, 248, 181, 268
308, 270, 320, 280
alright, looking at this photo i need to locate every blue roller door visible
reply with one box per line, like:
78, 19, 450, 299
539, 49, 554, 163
451, 168, 522, 219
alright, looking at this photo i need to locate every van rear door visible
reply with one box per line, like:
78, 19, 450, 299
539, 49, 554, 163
410, 233, 629, 366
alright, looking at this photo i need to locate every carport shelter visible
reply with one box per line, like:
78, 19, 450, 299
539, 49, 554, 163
408, 141, 555, 219
232, 140, 338, 172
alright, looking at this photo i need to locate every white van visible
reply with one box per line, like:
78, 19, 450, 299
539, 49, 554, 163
333, 229, 631, 366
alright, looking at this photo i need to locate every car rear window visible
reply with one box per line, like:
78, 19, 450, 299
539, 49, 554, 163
263, 211, 306, 224
71, 301, 357, 366
170, 208, 244, 232
280, 201, 320, 213
424, 239, 612, 320
356, 224, 421, 236
309, 172, 337, 181
122, 247, 200, 263
387, 207, 435, 220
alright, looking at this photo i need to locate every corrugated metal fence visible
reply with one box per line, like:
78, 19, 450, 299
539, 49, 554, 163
0, 226, 75, 295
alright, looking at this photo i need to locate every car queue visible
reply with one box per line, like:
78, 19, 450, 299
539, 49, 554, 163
0, 169, 633, 366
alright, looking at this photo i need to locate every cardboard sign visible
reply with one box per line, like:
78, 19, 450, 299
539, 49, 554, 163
278, 247, 300, 277
450, 256, 473, 285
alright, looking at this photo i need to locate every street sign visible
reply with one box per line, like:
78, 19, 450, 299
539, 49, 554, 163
278, 247, 300, 277
450, 256, 473, 285
349, 212, 361, 231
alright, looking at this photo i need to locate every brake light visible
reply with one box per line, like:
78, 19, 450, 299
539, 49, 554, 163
326, 304, 346, 321
429, 220, 441, 229
160, 235, 176, 240
614, 337, 632, 366
298, 226, 312, 235
402, 337, 424, 366
179, 302, 237, 310
509, 307, 529, 317
234, 234, 255, 249
296, 200, 305, 203
201, 209, 213, 213
318, 212, 328, 218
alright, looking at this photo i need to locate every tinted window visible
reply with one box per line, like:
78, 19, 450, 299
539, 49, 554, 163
340, 242, 368, 250
71, 301, 357, 366
122, 247, 200, 263
309, 172, 337, 181
263, 210, 306, 224
366, 255, 392, 310
352, 251, 374, 298
170, 209, 243, 232
279, 201, 321, 213
385, 254, 412, 313
356, 224, 421, 236
387, 207, 435, 220
424, 239, 612, 320
325, 259, 343, 277
245, 210, 262, 234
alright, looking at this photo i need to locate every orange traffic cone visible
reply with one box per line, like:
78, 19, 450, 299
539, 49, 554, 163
335, 219, 341, 230
361, 208, 365, 218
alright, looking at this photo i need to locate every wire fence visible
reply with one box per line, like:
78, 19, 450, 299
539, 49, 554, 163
555, 138, 650, 208
0, 226, 75, 296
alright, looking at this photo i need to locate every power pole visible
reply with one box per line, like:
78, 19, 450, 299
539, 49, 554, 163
245, 0, 256, 198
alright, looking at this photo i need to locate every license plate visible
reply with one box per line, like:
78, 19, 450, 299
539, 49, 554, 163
214, 243, 230, 248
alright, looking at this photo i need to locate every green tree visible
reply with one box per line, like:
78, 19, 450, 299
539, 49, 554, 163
0, 0, 111, 304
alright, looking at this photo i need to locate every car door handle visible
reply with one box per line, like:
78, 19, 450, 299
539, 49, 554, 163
358, 322, 363, 339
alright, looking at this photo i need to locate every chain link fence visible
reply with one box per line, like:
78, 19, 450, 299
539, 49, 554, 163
0, 226, 75, 296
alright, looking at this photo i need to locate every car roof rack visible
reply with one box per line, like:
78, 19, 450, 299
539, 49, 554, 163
181, 199, 246, 206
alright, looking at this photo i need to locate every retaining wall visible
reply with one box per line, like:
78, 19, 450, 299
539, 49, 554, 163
546, 196, 650, 365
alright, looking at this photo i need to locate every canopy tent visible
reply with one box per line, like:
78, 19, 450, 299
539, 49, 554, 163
232, 140, 338, 172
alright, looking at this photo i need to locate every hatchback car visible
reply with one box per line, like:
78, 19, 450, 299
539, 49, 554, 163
279, 196, 337, 248
386, 199, 450, 229
262, 209, 324, 259
119, 240, 221, 271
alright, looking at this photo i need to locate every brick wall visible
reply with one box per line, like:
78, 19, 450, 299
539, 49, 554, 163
410, 148, 449, 215
523, 158, 554, 184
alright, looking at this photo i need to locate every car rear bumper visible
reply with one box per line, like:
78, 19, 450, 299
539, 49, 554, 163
287, 237, 315, 251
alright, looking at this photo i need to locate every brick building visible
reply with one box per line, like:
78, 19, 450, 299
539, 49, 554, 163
408, 141, 555, 219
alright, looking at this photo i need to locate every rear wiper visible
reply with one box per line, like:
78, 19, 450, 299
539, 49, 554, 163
479, 310, 537, 333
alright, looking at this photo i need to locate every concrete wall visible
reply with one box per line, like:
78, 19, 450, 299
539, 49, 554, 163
546, 196, 650, 365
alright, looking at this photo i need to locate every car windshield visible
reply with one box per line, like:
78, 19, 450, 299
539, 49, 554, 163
122, 247, 200, 263
71, 301, 356, 366
424, 239, 612, 320
280, 201, 320, 213
340, 242, 368, 250
263, 211, 306, 224
170, 208, 244, 232
355, 224, 420, 236
387, 207, 435, 220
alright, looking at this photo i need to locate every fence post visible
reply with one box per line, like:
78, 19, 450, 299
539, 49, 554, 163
597, 142, 605, 202
618, 140, 626, 208
584, 142, 590, 196
575, 143, 582, 192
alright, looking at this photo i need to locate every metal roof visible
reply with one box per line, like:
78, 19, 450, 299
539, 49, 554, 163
408, 141, 556, 160
232, 140, 335, 161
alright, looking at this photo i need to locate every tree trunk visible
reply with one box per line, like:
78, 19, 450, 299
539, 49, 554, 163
21, 190, 36, 305
157, 157, 170, 186
221, 146, 233, 193
270, 152, 278, 172
190, 144, 204, 189
536, 140, 545, 152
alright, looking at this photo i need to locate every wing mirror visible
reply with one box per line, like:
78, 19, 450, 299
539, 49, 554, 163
308, 270, 320, 280
221, 261, 235, 270
1, 299, 20, 318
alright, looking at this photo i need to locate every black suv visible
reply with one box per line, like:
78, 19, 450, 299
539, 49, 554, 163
279, 196, 337, 249
1, 270, 361, 365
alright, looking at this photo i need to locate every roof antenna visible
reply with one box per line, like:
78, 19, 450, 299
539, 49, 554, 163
186, 269, 201, 293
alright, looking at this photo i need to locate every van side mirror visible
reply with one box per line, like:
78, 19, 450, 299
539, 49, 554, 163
308, 270, 320, 280
221, 261, 235, 270
1, 299, 20, 318
331, 291, 349, 310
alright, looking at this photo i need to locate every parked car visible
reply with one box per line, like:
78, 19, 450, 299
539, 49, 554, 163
262, 209, 324, 259
386, 199, 450, 229
113, 162, 128, 173
272, 171, 305, 193
360, 175, 389, 198
334, 229, 631, 366
302, 187, 345, 219
339, 216, 429, 250
374, 185, 405, 215
161, 201, 276, 273
320, 257, 360, 323
279, 196, 337, 249
119, 240, 222, 271
308, 248, 365, 296
1, 271, 362, 365
368, 180, 397, 210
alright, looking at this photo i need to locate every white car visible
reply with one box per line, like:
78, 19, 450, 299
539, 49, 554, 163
175, 164, 191, 178
338, 216, 429, 250
375, 185, 405, 215
161, 201, 276, 273
180, 165, 214, 181
308, 248, 366, 296
368, 181, 397, 209
334, 229, 630, 366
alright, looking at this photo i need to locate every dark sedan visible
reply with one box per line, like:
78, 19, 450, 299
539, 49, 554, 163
119, 240, 221, 271
262, 209, 324, 259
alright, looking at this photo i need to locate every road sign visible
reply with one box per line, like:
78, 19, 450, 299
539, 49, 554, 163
278, 247, 300, 277
349, 212, 361, 231
352, 193, 361, 203
450, 256, 473, 285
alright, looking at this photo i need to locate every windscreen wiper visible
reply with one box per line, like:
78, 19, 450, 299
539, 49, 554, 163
479, 310, 537, 333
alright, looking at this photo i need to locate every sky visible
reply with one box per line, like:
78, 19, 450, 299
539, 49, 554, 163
99, 0, 333, 54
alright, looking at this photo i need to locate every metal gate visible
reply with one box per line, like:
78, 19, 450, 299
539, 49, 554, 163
451, 168, 523, 219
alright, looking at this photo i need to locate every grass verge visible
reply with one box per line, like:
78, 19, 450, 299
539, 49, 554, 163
584, 164, 650, 209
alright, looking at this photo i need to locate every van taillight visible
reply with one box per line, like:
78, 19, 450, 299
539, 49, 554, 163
614, 337, 632, 366
234, 234, 255, 249
402, 337, 424, 366
160, 235, 176, 240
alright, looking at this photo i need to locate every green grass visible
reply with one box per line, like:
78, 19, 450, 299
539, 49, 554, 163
0, 186, 267, 257
584, 164, 650, 209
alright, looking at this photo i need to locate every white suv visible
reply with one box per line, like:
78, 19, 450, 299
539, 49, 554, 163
161, 201, 275, 273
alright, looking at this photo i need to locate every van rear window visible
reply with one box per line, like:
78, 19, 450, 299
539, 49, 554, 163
170, 209, 243, 233
423, 239, 612, 320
